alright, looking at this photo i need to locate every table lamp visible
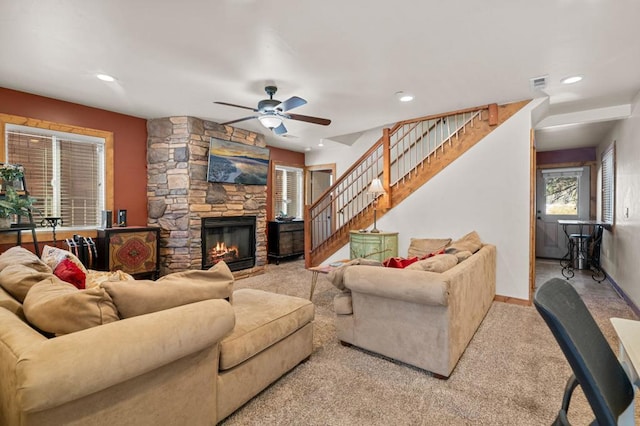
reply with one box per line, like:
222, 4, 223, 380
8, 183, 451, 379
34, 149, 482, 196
367, 178, 386, 233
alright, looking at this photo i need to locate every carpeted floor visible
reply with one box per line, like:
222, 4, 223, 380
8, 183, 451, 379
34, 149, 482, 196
222, 258, 638, 425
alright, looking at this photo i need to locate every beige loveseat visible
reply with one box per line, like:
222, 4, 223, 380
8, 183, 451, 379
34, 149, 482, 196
0, 246, 314, 425
333, 233, 496, 378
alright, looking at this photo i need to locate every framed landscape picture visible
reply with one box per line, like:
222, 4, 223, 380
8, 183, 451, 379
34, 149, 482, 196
207, 138, 270, 185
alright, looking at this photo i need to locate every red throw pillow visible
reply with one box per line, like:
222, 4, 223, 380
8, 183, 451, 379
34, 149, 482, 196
383, 256, 420, 268
383, 249, 446, 269
53, 258, 87, 289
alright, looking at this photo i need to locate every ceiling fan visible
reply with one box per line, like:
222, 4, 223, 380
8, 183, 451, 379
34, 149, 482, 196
214, 86, 331, 135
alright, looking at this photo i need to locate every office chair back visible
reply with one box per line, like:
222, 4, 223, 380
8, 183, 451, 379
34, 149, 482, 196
534, 278, 634, 426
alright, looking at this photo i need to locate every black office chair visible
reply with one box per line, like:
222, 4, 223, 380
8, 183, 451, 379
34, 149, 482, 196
534, 278, 635, 425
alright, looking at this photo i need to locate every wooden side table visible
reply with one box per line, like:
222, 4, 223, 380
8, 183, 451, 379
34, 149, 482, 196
306, 260, 348, 301
349, 230, 398, 262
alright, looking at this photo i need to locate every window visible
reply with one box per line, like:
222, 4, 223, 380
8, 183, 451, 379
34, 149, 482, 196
541, 168, 582, 215
274, 165, 303, 219
5, 124, 105, 228
601, 142, 615, 224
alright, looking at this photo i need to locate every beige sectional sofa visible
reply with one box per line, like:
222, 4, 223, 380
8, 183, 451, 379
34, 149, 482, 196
333, 233, 496, 378
0, 246, 314, 425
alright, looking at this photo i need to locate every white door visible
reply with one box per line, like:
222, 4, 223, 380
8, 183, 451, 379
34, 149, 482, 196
536, 166, 590, 259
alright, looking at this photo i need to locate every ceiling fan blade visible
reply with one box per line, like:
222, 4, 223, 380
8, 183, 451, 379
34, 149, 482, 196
220, 116, 257, 125
287, 113, 331, 126
273, 122, 288, 135
277, 96, 307, 112
214, 101, 258, 112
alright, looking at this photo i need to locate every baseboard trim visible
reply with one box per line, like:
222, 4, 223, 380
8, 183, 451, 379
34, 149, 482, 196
605, 270, 640, 318
494, 295, 531, 306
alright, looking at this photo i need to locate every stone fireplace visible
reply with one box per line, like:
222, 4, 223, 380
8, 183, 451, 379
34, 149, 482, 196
146, 116, 267, 276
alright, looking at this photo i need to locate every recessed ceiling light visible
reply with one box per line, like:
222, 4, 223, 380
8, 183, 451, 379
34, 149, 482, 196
561, 75, 583, 85
304, 147, 311, 152
96, 73, 116, 82
318, 142, 324, 147
395, 91, 414, 102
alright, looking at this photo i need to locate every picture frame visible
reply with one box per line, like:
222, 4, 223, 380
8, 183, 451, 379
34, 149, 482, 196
207, 138, 270, 185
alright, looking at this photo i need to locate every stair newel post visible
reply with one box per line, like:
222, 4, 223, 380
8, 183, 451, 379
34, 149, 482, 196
304, 203, 311, 268
381, 127, 391, 209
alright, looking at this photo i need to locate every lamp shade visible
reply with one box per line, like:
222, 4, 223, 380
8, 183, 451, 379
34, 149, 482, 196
367, 178, 386, 196
258, 115, 283, 129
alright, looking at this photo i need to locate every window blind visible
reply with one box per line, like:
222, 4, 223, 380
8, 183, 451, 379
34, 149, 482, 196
6, 126, 104, 228
275, 166, 303, 219
601, 143, 615, 224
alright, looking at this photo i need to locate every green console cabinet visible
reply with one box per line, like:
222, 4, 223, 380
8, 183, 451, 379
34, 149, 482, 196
349, 230, 398, 262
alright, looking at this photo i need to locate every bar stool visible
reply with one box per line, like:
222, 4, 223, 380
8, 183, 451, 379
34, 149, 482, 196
569, 233, 590, 270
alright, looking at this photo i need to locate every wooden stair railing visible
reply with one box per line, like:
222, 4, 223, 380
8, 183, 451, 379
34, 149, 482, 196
304, 101, 527, 268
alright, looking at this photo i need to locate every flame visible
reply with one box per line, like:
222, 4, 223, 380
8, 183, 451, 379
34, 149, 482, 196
209, 241, 239, 264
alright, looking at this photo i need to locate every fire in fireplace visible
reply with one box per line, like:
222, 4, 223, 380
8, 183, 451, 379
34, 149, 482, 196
201, 216, 256, 272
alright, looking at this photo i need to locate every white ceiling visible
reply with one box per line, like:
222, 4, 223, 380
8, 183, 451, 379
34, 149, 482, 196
1, 1, 639, 153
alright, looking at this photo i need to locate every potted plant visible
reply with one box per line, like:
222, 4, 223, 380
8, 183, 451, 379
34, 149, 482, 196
0, 165, 36, 228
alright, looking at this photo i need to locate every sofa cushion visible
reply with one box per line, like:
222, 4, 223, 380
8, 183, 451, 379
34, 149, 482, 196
219, 289, 314, 371
0, 285, 25, 319
445, 231, 483, 254
40, 245, 88, 274
53, 258, 86, 289
405, 253, 459, 273
407, 238, 452, 258
23, 276, 119, 335
101, 261, 235, 318
0, 246, 51, 274
0, 264, 53, 302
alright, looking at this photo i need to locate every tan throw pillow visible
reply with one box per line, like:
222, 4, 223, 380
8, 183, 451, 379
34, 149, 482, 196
102, 261, 235, 318
40, 245, 89, 275
40, 246, 88, 275
454, 250, 473, 262
407, 238, 452, 258
405, 254, 458, 273
0, 264, 53, 302
0, 246, 51, 274
23, 276, 119, 336
86, 270, 135, 289
445, 231, 483, 254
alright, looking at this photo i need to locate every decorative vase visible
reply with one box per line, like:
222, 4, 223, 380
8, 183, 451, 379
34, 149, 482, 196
0, 217, 11, 229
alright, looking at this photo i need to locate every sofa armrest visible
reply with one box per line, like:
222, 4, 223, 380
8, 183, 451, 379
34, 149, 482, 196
344, 266, 449, 306
16, 299, 235, 413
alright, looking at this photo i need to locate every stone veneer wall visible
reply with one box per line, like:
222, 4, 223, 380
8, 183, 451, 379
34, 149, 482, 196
146, 116, 267, 276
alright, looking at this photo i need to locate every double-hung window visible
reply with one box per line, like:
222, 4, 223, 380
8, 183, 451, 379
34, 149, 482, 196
274, 165, 303, 219
5, 124, 105, 228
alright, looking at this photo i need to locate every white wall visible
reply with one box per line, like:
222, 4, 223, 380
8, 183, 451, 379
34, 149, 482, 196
597, 91, 640, 307
309, 99, 545, 300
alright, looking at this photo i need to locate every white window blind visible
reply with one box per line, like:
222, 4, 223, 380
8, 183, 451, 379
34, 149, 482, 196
6, 125, 105, 228
601, 143, 615, 224
275, 165, 303, 219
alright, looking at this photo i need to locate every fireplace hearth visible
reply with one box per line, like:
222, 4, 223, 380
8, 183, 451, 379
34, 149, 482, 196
202, 216, 256, 271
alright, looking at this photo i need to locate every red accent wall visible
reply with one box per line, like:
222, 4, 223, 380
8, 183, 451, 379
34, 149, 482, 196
0, 87, 148, 226
267, 146, 305, 221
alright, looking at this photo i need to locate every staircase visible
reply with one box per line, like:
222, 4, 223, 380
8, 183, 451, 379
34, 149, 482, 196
304, 100, 529, 267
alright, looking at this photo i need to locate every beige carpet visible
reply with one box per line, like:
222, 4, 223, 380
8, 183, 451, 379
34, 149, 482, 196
222, 259, 638, 425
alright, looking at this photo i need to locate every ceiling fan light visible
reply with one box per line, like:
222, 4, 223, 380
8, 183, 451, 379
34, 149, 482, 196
258, 115, 283, 129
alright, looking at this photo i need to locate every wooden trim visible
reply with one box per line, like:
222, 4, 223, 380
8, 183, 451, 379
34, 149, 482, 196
494, 295, 531, 306
305, 163, 336, 205
529, 128, 536, 303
